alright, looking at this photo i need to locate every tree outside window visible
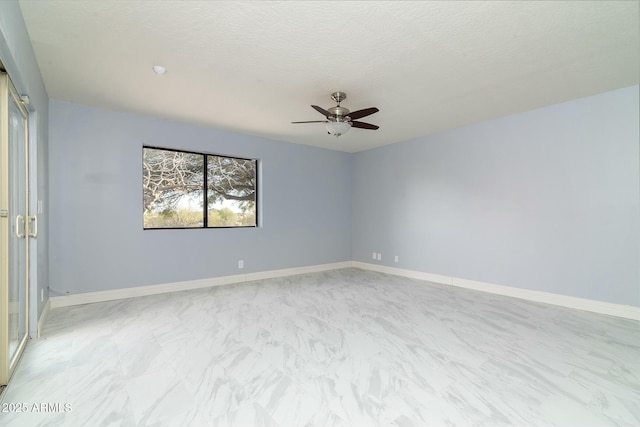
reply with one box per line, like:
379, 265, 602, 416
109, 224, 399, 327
143, 147, 257, 229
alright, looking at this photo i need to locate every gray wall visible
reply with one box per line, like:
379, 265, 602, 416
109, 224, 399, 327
0, 0, 49, 329
49, 100, 352, 295
352, 86, 640, 307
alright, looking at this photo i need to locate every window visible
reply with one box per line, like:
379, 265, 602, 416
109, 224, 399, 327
143, 146, 257, 229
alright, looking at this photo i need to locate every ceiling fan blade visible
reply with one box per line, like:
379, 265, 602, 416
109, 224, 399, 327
351, 121, 379, 130
291, 120, 328, 124
311, 105, 332, 118
348, 107, 379, 120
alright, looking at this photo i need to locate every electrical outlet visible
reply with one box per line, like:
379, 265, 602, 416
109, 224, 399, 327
238, 260, 244, 269
394, 255, 399, 263
372, 252, 377, 260
377, 253, 382, 261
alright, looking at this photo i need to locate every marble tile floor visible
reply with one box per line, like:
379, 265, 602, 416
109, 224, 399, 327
1, 268, 639, 426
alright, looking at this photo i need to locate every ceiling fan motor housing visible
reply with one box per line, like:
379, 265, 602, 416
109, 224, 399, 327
328, 106, 351, 121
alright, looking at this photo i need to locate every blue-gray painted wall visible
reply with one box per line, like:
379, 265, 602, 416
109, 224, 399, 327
49, 101, 353, 294
50, 86, 640, 308
0, 0, 50, 328
352, 86, 640, 306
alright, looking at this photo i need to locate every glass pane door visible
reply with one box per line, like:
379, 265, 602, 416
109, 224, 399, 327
1, 72, 30, 385
8, 82, 28, 368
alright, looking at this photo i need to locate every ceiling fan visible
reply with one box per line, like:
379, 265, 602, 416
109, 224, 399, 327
292, 91, 379, 137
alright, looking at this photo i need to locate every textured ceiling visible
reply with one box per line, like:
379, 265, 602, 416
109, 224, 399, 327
18, 0, 640, 153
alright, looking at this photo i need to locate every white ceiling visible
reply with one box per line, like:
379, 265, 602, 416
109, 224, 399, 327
18, 1, 640, 153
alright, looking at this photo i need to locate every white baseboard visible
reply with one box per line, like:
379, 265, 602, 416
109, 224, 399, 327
351, 262, 640, 321
46, 260, 640, 321
49, 261, 351, 309
36, 299, 50, 338
351, 262, 453, 285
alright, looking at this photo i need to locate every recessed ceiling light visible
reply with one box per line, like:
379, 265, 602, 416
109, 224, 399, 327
152, 65, 167, 75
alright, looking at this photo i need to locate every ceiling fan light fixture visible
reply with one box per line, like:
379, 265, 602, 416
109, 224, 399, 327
326, 120, 351, 137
